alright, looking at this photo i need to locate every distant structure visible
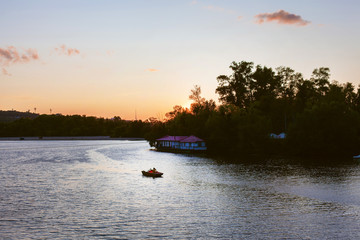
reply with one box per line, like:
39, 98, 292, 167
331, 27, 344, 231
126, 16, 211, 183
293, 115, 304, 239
270, 132, 286, 139
155, 135, 207, 153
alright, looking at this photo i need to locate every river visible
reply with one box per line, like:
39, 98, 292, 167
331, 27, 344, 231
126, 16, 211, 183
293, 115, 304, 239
1, 140, 360, 239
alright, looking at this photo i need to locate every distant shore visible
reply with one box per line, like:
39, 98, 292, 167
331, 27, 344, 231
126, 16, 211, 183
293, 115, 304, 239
0, 136, 145, 141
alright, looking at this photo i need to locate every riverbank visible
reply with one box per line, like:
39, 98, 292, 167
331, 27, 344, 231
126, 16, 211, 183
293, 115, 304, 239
0, 136, 145, 141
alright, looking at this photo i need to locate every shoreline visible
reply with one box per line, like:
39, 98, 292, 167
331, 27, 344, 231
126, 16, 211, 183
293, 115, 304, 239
0, 136, 145, 141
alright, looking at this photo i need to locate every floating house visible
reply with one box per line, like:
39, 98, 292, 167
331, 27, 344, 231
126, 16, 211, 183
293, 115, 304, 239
155, 135, 207, 152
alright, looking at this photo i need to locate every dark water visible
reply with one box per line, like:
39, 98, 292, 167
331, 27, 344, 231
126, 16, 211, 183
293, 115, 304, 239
1, 140, 360, 239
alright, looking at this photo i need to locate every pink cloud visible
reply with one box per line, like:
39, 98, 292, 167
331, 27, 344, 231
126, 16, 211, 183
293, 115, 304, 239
0, 46, 39, 65
146, 68, 159, 72
2, 67, 11, 76
0, 48, 12, 61
20, 48, 39, 62
255, 10, 310, 26
0, 46, 39, 75
55, 44, 80, 56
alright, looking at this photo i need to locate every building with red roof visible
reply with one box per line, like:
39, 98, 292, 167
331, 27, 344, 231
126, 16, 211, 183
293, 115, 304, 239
155, 135, 207, 152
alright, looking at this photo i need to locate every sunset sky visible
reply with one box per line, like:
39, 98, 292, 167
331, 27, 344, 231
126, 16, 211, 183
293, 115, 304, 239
1, 0, 360, 120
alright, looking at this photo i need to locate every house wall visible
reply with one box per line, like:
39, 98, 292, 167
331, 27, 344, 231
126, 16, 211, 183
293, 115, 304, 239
179, 142, 207, 150
156, 140, 207, 151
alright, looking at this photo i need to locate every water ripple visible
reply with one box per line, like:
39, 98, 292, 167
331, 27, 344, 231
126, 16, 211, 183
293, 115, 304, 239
1, 140, 360, 239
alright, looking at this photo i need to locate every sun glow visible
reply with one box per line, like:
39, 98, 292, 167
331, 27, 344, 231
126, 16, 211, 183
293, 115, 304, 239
183, 100, 193, 111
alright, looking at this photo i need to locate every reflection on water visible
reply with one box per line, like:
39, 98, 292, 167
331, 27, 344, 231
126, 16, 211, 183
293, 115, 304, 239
1, 140, 360, 239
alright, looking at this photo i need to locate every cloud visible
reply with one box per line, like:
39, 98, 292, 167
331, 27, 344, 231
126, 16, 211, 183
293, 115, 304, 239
0, 46, 39, 65
2, 68, 11, 76
0, 46, 39, 75
55, 44, 80, 56
146, 68, 158, 72
255, 10, 310, 26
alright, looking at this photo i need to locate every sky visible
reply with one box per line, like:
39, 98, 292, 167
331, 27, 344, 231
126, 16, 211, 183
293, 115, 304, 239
1, 0, 360, 120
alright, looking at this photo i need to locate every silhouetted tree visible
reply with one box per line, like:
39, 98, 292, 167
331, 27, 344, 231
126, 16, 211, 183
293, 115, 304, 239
311, 67, 330, 96
216, 61, 254, 108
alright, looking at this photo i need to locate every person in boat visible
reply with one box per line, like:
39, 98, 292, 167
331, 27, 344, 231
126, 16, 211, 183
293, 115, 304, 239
148, 168, 153, 173
153, 168, 157, 173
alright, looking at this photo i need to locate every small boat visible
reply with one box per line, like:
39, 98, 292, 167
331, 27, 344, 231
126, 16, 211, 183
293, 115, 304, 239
142, 170, 163, 177
353, 154, 360, 159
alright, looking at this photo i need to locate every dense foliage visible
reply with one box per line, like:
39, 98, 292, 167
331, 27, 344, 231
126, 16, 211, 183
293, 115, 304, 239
1, 61, 360, 160
0, 115, 153, 138
147, 61, 360, 160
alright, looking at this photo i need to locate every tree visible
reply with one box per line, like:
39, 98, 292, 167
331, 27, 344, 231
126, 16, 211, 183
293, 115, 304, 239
295, 79, 317, 112
189, 85, 205, 115
343, 82, 357, 108
251, 65, 279, 101
311, 67, 330, 96
165, 105, 187, 120
276, 66, 303, 100
216, 61, 254, 108
189, 85, 205, 105
287, 101, 360, 159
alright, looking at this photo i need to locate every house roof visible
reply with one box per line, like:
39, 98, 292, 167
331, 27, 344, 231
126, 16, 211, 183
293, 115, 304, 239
156, 135, 205, 142
180, 135, 204, 143
156, 135, 188, 141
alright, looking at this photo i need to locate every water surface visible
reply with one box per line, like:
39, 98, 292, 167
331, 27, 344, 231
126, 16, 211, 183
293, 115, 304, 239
1, 140, 360, 239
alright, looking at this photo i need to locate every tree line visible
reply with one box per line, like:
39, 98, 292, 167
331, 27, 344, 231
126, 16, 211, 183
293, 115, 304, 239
0, 115, 153, 138
147, 61, 360, 160
1, 60, 360, 161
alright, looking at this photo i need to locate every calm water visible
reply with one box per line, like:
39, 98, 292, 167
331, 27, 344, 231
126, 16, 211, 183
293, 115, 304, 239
1, 140, 360, 239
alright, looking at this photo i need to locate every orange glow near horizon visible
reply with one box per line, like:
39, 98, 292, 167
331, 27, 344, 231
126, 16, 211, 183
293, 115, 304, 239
1, 1, 359, 121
